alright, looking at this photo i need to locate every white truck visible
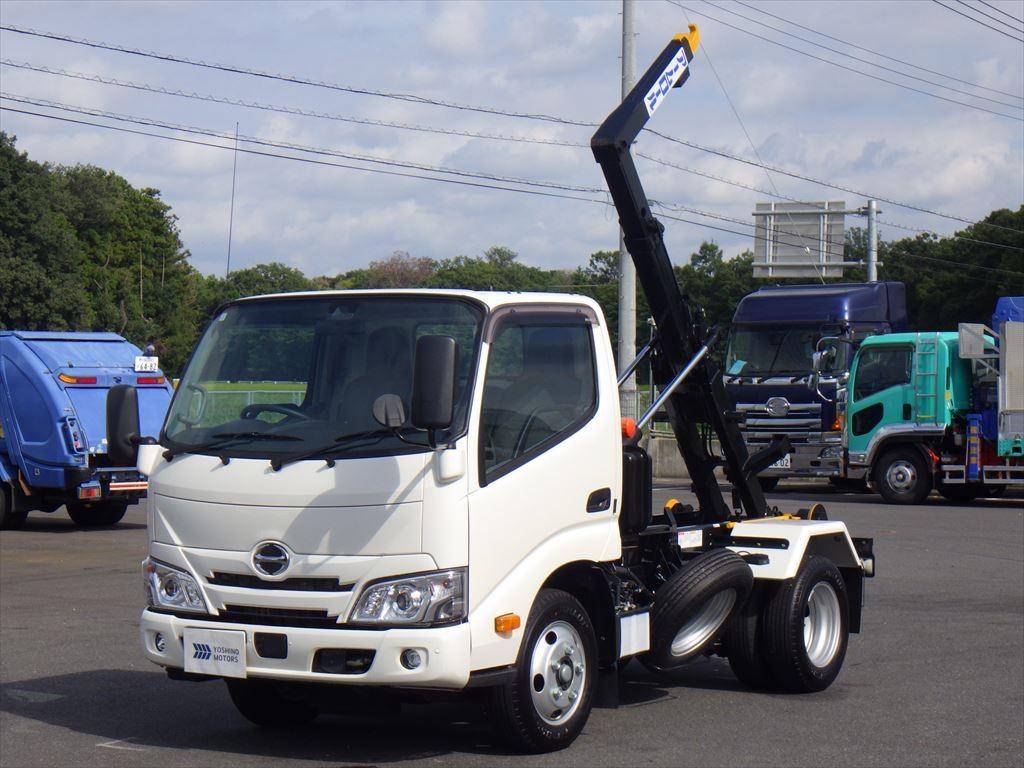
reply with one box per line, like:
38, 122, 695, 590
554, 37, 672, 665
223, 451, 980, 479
114, 28, 874, 753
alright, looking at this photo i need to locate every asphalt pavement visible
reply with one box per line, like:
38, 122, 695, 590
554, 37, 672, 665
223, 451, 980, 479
1, 485, 1021, 767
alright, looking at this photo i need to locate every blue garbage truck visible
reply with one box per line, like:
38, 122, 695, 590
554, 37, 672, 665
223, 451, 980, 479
0, 331, 173, 528
723, 282, 907, 489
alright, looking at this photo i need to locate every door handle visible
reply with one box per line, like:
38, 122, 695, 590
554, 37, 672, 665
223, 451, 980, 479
903, 403, 912, 420
586, 487, 612, 513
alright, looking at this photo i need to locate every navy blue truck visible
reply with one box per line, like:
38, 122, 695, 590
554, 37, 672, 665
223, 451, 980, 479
723, 282, 907, 489
0, 331, 173, 528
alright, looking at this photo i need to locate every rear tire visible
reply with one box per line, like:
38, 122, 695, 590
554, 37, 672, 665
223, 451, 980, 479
0, 483, 28, 530
762, 555, 849, 693
640, 549, 753, 673
67, 501, 128, 527
723, 584, 778, 690
225, 679, 319, 727
490, 589, 596, 753
758, 477, 780, 492
874, 448, 932, 504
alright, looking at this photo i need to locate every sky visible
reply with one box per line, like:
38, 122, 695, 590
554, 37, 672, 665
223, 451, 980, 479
1, 0, 1022, 279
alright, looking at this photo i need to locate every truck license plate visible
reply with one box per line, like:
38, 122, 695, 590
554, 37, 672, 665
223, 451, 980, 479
134, 355, 159, 373
183, 628, 247, 678
769, 454, 791, 470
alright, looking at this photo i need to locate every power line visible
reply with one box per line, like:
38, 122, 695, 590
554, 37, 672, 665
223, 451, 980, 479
931, 0, 1024, 41
955, 0, 1024, 32
662, 0, 1023, 119
4, 101, 1018, 285
0, 24, 592, 127
0, 59, 586, 149
2, 26, 1016, 235
976, 0, 1024, 26
700, 0, 1024, 109
0, 99, 869, 257
731, 0, 1023, 101
647, 127, 1024, 234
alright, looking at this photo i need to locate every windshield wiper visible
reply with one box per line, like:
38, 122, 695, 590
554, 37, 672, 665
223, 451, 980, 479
270, 428, 430, 471
164, 430, 302, 460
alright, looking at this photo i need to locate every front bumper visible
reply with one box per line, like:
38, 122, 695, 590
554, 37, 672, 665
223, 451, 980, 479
746, 435, 843, 478
140, 609, 472, 689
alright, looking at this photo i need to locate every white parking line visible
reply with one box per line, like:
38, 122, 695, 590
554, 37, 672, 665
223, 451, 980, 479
96, 737, 146, 752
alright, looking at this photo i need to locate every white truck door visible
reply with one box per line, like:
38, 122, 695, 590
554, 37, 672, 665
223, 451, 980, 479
467, 305, 620, 669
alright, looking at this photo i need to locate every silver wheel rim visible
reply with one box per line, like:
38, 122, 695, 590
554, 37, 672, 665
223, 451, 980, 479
529, 620, 586, 725
885, 460, 917, 493
804, 582, 842, 668
669, 588, 736, 658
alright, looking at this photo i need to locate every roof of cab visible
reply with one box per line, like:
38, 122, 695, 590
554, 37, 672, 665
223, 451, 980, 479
233, 288, 604, 315
860, 331, 959, 347
1, 331, 127, 342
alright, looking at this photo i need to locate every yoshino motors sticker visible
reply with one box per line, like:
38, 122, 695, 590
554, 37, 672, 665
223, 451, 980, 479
183, 628, 247, 678
644, 47, 690, 116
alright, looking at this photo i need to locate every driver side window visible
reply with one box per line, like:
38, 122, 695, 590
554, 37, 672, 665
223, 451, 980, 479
479, 314, 596, 484
853, 346, 912, 401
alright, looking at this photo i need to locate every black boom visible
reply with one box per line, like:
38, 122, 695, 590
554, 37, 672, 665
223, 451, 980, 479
590, 26, 769, 521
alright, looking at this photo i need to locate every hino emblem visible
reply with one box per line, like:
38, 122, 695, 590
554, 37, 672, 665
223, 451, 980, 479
766, 397, 791, 417
251, 542, 290, 577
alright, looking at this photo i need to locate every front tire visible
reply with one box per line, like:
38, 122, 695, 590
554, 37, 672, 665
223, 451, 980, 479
758, 477, 780, 492
225, 679, 319, 727
874, 448, 932, 504
489, 588, 596, 753
762, 555, 849, 692
67, 501, 128, 527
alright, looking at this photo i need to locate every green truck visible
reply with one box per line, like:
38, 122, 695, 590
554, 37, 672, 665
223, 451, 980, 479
810, 297, 1023, 504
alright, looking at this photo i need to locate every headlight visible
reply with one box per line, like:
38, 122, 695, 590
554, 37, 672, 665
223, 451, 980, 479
143, 557, 208, 614
350, 569, 466, 626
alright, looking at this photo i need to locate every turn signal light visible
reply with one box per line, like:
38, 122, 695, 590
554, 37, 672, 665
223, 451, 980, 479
832, 415, 842, 431
137, 376, 166, 385
58, 374, 97, 385
621, 418, 637, 439
494, 613, 521, 634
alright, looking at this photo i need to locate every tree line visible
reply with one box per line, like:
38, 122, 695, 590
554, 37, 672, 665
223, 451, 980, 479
2, 132, 1021, 376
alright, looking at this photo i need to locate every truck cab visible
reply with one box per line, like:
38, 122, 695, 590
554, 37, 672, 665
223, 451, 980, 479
838, 309, 1023, 503
724, 282, 907, 487
0, 330, 172, 528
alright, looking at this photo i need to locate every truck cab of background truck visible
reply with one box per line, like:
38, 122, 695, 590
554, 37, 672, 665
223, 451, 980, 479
837, 309, 1023, 503
724, 282, 907, 487
0, 330, 172, 529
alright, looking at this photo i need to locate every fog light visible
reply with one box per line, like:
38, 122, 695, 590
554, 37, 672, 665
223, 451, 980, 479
154, 632, 166, 653
400, 648, 423, 670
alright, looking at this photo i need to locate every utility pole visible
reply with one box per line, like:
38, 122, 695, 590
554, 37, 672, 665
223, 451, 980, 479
226, 121, 240, 277
619, 0, 638, 417
866, 199, 878, 282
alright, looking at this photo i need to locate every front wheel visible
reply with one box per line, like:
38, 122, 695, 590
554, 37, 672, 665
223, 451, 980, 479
874, 448, 932, 504
489, 588, 596, 753
67, 501, 128, 527
762, 555, 849, 692
225, 679, 319, 727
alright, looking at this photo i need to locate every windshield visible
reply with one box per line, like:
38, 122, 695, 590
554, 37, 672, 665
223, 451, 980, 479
725, 325, 847, 377
164, 296, 483, 458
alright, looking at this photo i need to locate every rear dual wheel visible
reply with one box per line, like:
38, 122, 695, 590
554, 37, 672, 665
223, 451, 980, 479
0, 483, 28, 530
725, 555, 850, 692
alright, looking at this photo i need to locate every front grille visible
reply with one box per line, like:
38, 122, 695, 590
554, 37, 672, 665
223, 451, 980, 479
208, 572, 353, 592
216, 604, 341, 629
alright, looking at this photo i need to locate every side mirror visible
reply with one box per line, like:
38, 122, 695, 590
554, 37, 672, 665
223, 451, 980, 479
411, 335, 459, 432
107, 384, 140, 465
372, 394, 407, 428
